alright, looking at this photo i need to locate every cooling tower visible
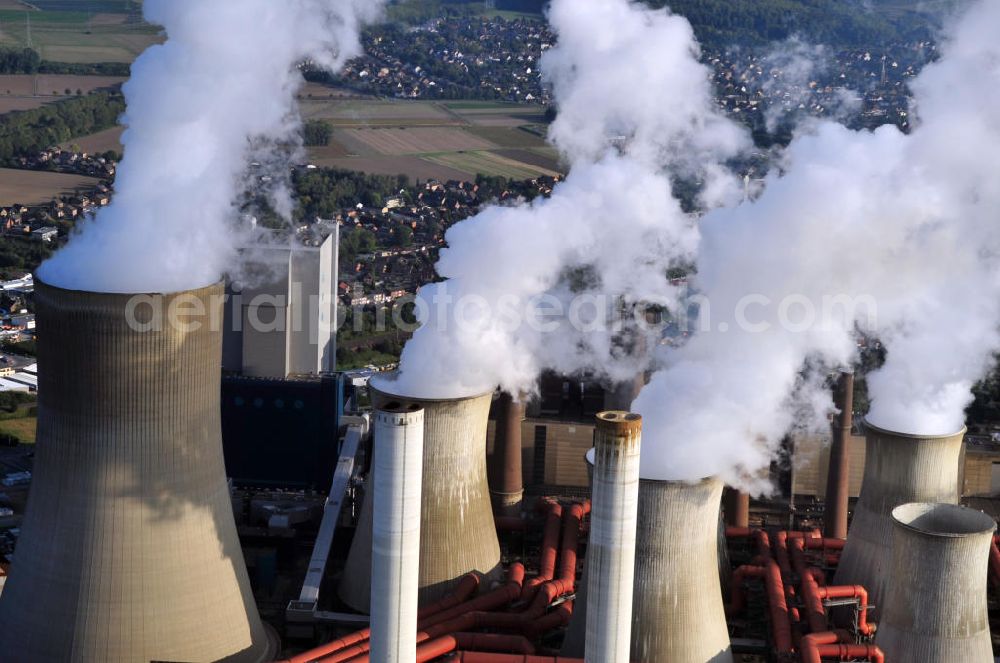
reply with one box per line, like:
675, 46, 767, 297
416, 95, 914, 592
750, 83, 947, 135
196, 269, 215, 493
0, 280, 271, 663
833, 420, 964, 617
585, 412, 641, 663
631, 476, 733, 663
876, 502, 995, 662
339, 378, 502, 611
370, 403, 424, 663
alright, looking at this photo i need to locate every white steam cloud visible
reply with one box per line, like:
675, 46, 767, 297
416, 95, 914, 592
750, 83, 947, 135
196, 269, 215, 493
635, 0, 1000, 488
37, 0, 383, 294
388, 0, 749, 399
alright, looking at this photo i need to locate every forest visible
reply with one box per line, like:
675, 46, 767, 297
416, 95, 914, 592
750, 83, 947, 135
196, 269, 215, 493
0, 46, 130, 76
0, 91, 125, 162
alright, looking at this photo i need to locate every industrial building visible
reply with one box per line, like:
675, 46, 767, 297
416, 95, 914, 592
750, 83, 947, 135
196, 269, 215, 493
223, 231, 338, 379
1, 280, 1000, 663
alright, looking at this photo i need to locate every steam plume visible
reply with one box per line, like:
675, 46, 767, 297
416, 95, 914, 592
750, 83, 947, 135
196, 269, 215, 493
390, 0, 749, 399
37, 0, 383, 294
635, 0, 1000, 488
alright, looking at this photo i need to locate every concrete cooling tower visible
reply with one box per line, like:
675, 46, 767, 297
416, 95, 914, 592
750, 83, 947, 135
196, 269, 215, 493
631, 476, 733, 663
0, 280, 272, 663
833, 420, 964, 618
876, 502, 995, 662
339, 378, 502, 611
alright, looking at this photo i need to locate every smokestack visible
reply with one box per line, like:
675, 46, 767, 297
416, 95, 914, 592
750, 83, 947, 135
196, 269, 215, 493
339, 378, 502, 611
631, 476, 734, 663
876, 502, 995, 661
824, 371, 854, 539
833, 420, 965, 618
722, 487, 749, 528
370, 403, 424, 663
603, 373, 645, 412
489, 392, 524, 516
0, 280, 271, 662
585, 411, 641, 663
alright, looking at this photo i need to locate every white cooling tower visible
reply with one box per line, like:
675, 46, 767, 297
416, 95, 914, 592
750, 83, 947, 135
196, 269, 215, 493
631, 476, 734, 663
833, 420, 965, 617
876, 502, 995, 662
339, 377, 502, 611
0, 280, 272, 663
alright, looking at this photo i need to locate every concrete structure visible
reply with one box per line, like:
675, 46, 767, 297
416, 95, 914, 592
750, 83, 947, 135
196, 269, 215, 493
370, 403, 424, 663
488, 392, 524, 515
631, 476, 733, 663
585, 412, 641, 663
223, 231, 338, 378
0, 280, 271, 663
834, 420, 965, 619
876, 502, 995, 661
339, 378, 502, 611
824, 372, 854, 540
722, 487, 749, 528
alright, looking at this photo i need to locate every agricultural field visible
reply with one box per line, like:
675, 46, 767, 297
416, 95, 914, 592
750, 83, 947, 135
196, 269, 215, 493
299, 92, 564, 181
60, 124, 122, 153
0, 73, 124, 112
0, 167, 101, 206
0, 8, 161, 63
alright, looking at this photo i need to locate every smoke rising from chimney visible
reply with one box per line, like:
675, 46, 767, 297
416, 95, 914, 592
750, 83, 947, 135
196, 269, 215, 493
390, 0, 749, 399
635, 0, 1000, 488
37, 0, 383, 294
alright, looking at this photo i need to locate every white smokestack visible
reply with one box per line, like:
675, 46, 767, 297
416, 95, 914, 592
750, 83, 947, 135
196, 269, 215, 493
36, 0, 383, 294
876, 502, 996, 661
585, 411, 641, 663
370, 403, 424, 663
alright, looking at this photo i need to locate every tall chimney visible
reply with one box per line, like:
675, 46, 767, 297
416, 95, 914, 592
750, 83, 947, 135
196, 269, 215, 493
824, 371, 854, 540
339, 377, 502, 611
370, 402, 424, 663
876, 502, 995, 661
585, 411, 641, 663
0, 280, 271, 663
833, 420, 965, 618
489, 392, 524, 516
631, 476, 734, 663
722, 487, 749, 528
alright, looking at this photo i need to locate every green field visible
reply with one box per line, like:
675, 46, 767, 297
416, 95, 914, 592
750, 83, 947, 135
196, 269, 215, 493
0, 415, 36, 444
0, 8, 160, 62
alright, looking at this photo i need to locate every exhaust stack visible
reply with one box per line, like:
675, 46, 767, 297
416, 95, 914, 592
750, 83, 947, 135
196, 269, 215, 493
585, 411, 641, 663
833, 420, 964, 617
631, 476, 734, 663
876, 502, 995, 661
339, 378, 502, 611
370, 402, 424, 663
0, 280, 270, 663
823, 371, 854, 540
489, 392, 525, 516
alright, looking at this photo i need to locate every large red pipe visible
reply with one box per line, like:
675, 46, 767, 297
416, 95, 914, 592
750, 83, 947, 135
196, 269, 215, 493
285, 574, 481, 663
799, 631, 884, 663
415, 633, 535, 662
791, 538, 874, 636
453, 655, 583, 663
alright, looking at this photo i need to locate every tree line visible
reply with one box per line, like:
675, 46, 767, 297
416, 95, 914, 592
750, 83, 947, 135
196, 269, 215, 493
0, 46, 130, 76
0, 90, 125, 162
